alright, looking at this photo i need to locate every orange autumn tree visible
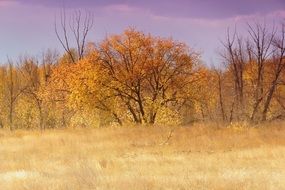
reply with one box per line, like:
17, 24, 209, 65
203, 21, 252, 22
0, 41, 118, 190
46, 48, 120, 127
84, 29, 203, 125
56, 29, 204, 126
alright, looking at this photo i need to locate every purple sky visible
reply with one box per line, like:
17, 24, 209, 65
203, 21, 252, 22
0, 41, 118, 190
0, 0, 284, 65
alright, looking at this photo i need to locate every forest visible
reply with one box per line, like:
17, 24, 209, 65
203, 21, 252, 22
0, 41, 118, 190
0, 12, 284, 130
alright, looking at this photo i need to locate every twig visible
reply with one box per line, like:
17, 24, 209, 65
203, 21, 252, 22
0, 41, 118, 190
159, 128, 175, 145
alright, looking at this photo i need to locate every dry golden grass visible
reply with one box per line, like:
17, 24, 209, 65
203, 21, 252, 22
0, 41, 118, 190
0, 121, 285, 190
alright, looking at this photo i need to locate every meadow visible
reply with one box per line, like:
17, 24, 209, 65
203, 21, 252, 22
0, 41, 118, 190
0, 122, 285, 190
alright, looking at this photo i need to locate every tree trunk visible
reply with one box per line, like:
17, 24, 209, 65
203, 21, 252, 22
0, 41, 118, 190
262, 68, 283, 121
217, 73, 226, 121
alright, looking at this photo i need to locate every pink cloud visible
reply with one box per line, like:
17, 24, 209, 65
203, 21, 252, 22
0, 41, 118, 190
0, 0, 17, 8
103, 4, 139, 14
151, 9, 285, 29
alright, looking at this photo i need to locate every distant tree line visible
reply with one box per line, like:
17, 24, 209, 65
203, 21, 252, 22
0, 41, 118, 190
0, 11, 284, 130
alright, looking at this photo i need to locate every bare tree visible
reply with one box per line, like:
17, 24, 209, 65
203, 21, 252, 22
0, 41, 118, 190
55, 9, 94, 63
247, 22, 275, 121
262, 23, 285, 121
221, 28, 246, 120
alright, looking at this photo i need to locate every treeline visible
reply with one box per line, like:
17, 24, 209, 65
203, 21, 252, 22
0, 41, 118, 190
0, 12, 284, 130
